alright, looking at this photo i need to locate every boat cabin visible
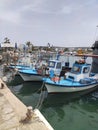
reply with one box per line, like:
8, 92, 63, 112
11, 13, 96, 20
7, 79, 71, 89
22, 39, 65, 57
65, 61, 91, 82
48, 60, 62, 75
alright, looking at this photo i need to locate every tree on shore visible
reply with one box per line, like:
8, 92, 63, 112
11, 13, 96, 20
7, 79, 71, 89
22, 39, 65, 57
4, 37, 10, 43
26, 41, 34, 52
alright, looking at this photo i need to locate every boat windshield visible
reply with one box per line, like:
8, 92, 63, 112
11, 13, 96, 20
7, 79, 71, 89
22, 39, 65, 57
56, 62, 61, 69
83, 67, 90, 73
48, 61, 56, 68
71, 65, 81, 74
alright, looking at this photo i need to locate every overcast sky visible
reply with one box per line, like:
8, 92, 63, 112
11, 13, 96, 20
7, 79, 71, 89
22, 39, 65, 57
0, 0, 98, 47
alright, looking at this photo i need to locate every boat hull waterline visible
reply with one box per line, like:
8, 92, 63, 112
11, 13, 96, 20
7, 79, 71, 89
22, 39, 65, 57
45, 81, 98, 93
19, 72, 43, 81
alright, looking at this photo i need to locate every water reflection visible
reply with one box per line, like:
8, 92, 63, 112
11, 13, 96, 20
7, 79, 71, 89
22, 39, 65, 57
18, 82, 43, 95
7, 75, 24, 86
8, 79, 98, 130
43, 90, 97, 107
8, 77, 98, 108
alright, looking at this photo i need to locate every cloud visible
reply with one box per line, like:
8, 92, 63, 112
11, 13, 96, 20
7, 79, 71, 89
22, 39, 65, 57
0, 11, 21, 24
0, 0, 98, 47
0, 0, 21, 24
59, 5, 73, 14
18, 0, 49, 14
19, 0, 73, 15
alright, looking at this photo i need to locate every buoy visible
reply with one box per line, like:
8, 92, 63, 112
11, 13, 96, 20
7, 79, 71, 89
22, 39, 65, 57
52, 76, 60, 82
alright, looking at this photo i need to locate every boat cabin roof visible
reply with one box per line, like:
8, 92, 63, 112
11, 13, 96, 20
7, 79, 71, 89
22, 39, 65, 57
71, 61, 91, 74
48, 60, 62, 69
48, 59, 61, 63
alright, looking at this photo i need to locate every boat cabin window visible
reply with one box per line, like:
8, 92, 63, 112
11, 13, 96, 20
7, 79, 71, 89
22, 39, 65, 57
83, 67, 90, 73
48, 61, 55, 68
71, 66, 81, 74
56, 62, 61, 69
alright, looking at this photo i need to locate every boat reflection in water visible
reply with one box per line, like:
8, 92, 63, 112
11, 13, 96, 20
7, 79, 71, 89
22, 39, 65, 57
7, 75, 24, 86
44, 87, 98, 107
8, 80, 46, 107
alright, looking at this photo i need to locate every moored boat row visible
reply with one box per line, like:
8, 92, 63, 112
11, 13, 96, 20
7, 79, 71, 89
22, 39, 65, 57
6, 40, 98, 97
8, 54, 98, 96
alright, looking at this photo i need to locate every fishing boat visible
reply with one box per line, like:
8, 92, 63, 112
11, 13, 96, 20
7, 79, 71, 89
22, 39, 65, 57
9, 64, 31, 70
17, 58, 71, 82
8, 54, 33, 70
17, 58, 46, 81
17, 60, 63, 82
8, 60, 33, 77
44, 59, 98, 93
18, 68, 43, 81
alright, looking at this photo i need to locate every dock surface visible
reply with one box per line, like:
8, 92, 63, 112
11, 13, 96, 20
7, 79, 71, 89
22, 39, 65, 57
0, 78, 54, 130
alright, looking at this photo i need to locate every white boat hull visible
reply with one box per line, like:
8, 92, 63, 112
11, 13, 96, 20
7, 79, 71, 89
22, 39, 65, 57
19, 72, 43, 81
45, 83, 98, 93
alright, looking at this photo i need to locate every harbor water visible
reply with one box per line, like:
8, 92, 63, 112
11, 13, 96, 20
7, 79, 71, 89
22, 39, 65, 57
7, 75, 98, 130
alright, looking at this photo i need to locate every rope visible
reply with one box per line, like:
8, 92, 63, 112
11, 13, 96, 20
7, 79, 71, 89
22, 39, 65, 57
35, 82, 46, 109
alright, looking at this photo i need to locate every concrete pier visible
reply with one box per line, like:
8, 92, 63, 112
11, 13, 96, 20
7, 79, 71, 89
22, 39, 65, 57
0, 78, 54, 130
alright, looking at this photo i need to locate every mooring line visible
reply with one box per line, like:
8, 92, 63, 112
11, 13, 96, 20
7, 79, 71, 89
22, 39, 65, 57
35, 82, 46, 109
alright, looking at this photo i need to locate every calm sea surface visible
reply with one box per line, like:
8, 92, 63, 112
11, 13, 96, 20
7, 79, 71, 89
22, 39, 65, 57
7, 75, 98, 130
